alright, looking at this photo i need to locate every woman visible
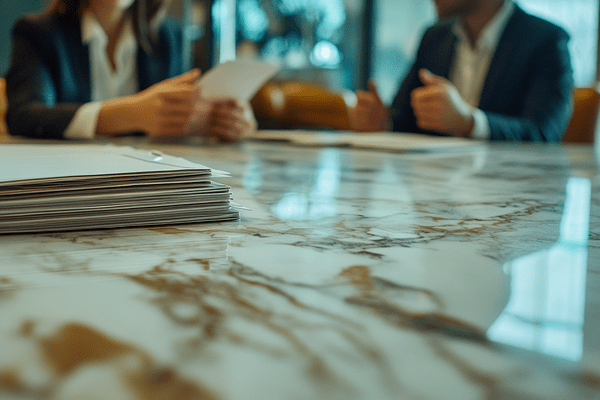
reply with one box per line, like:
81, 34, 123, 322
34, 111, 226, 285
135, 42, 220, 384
4, 0, 253, 141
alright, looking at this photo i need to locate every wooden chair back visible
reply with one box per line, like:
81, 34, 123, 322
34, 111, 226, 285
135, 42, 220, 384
563, 87, 600, 143
251, 81, 351, 130
0, 77, 8, 137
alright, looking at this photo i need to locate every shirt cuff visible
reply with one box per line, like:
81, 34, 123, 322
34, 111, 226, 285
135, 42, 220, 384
470, 108, 490, 140
63, 101, 103, 140
185, 98, 211, 135
242, 101, 258, 135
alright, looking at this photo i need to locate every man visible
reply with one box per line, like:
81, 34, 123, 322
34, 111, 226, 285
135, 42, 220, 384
350, 0, 574, 142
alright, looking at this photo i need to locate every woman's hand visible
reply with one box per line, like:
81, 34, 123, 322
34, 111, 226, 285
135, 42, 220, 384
134, 69, 201, 137
206, 99, 253, 143
96, 69, 201, 137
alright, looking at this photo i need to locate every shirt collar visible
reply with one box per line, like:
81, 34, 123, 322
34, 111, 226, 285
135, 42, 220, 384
453, 0, 515, 51
81, 11, 136, 50
81, 12, 105, 46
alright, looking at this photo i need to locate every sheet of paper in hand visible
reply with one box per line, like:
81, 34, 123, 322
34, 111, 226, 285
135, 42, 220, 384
197, 59, 281, 102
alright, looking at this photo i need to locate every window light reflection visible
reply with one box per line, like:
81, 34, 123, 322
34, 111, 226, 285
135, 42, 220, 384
242, 156, 263, 194
273, 149, 340, 220
487, 177, 591, 361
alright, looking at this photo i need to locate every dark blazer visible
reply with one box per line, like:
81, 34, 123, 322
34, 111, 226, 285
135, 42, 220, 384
390, 5, 574, 142
5, 12, 185, 139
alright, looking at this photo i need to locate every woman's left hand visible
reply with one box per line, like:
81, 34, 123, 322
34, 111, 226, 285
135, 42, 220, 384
207, 99, 253, 143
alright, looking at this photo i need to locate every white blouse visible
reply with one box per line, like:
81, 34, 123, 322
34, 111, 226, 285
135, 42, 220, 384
64, 12, 138, 139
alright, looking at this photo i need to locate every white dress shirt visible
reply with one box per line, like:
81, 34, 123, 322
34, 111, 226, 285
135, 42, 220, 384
64, 12, 138, 139
449, 0, 515, 139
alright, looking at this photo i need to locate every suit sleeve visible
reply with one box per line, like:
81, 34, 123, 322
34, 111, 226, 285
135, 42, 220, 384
485, 31, 573, 142
389, 63, 421, 133
5, 19, 83, 139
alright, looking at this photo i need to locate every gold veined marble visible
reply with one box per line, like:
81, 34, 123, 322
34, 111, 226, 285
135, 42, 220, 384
0, 137, 599, 399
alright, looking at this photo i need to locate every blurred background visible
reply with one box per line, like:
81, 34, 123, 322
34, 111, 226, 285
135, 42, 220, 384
0, 0, 598, 105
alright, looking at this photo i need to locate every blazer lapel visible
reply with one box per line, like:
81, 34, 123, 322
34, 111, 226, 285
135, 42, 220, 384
478, 7, 523, 110
137, 24, 185, 90
137, 47, 162, 91
441, 34, 458, 79
137, 35, 171, 91
430, 30, 458, 79
72, 44, 91, 102
59, 18, 91, 102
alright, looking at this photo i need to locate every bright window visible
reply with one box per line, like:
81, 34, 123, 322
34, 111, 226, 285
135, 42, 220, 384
516, 0, 598, 86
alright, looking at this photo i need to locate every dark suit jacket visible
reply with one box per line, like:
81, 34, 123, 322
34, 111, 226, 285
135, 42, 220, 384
5, 12, 185, 139
390, 5, 574, 142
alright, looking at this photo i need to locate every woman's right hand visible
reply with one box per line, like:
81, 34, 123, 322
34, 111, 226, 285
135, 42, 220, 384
133, 69, 201, 137
96, 69, 201, 137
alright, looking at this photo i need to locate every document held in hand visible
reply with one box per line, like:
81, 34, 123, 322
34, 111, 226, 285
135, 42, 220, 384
197, 59, 281, 102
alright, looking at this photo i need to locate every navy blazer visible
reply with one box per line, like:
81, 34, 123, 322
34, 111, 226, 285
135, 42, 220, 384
5, 12, 185, 139
390, 5, 574, 142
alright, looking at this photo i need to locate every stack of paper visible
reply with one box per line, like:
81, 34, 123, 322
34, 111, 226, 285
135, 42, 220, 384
0, 145, 239, 234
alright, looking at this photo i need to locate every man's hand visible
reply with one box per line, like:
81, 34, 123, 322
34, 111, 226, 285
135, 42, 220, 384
206, 99, 252, 143
350, 80, 389, 132
410, 69, 474, 137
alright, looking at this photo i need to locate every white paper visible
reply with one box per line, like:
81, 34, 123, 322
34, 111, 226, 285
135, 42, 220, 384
0, 145, 213, 184
197, 59, 281, 101
247, 130, 485, 152
0, 144, 240, 234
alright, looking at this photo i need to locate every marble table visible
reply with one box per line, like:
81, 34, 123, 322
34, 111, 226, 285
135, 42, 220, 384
1, 137, 599, 399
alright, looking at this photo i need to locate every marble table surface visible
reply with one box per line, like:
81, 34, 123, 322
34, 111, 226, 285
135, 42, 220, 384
1, 136, 599, 399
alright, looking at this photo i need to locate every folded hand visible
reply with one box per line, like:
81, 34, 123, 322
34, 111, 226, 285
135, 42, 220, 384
410, 69, 474, 137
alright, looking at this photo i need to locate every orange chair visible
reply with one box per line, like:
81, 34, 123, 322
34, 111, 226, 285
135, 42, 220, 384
563, 87, 600, 144
0, 78, 8, 137
251, 81, 351, 130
